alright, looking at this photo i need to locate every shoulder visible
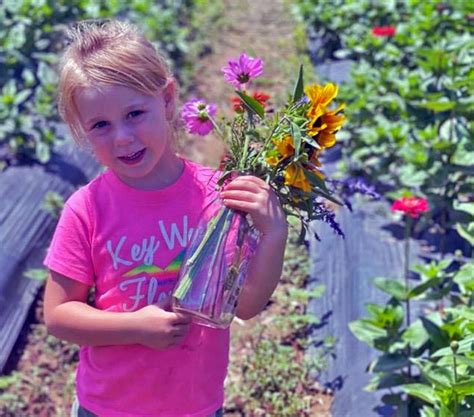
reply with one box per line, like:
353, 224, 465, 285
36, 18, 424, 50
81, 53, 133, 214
183, 158, 222, 191
64, 170, 109, 215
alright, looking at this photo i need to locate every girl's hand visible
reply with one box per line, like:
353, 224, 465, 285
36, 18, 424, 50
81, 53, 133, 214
133, 305, 192, 350
220, 175, 287, 237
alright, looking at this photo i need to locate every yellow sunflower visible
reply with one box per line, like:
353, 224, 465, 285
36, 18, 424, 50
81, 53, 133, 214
266, 135, 295, 166
308, 103, 346, 148
305, 83, 338, 121
283, 163, 311, 192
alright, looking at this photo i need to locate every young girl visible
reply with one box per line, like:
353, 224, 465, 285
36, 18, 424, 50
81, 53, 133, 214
43, 19, 287, 417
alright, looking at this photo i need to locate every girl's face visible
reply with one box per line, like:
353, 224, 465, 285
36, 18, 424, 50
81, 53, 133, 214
75, 83, 181, 189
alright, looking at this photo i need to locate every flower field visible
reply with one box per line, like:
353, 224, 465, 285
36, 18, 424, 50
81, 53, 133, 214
0, 0, 473, 416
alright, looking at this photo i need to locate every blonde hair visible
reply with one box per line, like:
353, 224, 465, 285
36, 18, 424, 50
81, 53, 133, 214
57, 19, 176, 145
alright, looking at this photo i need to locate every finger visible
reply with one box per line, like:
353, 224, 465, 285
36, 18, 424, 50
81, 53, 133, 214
225, 176, 269, 191
171, 325, 189, 338
222, 199, 257, 212
220, 190, 258, 202
171, 312, 193, 324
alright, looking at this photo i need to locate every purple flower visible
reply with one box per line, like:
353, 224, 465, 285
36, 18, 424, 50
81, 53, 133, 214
181, 98, 217, 136
221, 53, 264, 89
328, 177, 380, 211
313, 203, 345, 239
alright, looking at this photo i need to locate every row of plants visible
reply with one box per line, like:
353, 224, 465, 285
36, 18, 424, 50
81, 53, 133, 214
293, 1, 474, 415
349, 197, 474, 417
0, 0, 215, 169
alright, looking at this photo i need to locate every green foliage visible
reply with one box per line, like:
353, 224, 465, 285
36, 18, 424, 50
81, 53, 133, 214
0, 0, 196, 169
292, 0, 474, 235
350, 259, 474, 415
42, 191, 65, 218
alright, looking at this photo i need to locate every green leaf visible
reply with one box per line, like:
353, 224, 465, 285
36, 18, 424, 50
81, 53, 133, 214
235, 91, 264, 118
24, 268, 48, 281
402, 383, 438, 405
420, 316, 450, 348
456, 223, 474, 246
13, 89, 31, 106
402, 320, 430, 349
368, 353, 411, 373
365, 372, 406, 392
35, 140, 51, 163
454, 264, 474, 293
292, 64, 304, 102
420, 405, 436, 417
409, 277, 443, 298
373, 277, 408, 301
291, 121, 302, 156
411, 358, 454, 388
418, 99, 456, 112
454, 201, 474, 217
432, 337, 474, 358
348, 319, 387, 347
399, 165, 429, 188
0, 375, 18, 389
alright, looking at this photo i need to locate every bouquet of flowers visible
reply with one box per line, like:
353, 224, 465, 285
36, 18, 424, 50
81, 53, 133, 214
171, 53, 346, 328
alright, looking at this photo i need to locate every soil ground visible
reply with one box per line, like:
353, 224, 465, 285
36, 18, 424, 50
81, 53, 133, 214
1, 0, 333, 415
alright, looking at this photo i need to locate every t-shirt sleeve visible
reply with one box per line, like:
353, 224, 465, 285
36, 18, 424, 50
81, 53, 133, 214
44, 191, 95, 286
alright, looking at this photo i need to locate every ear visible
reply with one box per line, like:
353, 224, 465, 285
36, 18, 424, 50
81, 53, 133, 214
163, 79, 176, 121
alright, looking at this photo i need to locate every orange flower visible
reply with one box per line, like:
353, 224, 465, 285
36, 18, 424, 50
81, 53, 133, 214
284, 163, 311, 192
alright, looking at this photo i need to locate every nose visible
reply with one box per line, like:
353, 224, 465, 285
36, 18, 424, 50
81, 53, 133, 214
113, 123, 135, 146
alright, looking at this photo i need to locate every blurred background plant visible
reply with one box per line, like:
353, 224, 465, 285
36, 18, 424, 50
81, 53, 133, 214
0, 0, 207, 170
293, 1, 474, 415
293, 0, 473, 247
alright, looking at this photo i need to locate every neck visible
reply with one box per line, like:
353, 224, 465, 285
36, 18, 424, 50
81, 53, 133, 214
117, 153, 184, 191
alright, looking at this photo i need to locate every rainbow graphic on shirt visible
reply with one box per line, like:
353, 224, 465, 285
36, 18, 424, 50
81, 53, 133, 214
122, 249, 185, 278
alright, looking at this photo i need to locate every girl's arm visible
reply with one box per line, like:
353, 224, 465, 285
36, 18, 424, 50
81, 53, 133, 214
44, 270, 191, 349
235, 228, 287, 320
220, 175, 288, 320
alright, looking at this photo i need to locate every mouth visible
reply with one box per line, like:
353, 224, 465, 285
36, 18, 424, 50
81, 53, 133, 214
118, 148, 146, 165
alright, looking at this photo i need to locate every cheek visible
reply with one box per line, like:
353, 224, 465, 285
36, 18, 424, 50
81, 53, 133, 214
90, 141, 113, 164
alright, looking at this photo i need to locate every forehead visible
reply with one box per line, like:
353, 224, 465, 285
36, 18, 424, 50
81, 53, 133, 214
74, 84, 159, 121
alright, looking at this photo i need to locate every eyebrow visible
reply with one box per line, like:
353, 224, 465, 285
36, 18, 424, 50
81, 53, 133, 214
85, 101, 149, 126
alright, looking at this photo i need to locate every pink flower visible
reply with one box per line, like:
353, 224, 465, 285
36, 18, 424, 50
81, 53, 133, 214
181, 98, 217, 136
391, 196, 429, 218
371, 26, 396, 37
221, 53, 264, 89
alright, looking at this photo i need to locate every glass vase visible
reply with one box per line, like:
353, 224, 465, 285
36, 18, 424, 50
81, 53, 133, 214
171, 200, 260, 329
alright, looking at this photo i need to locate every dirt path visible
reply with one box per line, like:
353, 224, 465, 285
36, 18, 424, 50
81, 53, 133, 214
184, 0, 310, 167
183, 1, 333, 415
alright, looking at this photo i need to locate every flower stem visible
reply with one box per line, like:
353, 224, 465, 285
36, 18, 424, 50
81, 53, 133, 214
208, 115, 225, 138
173, 206, 228, 300
404, 216, 412, 379
404, 216, 411, 328
453, 353, 459, 413
199, 207, 235, 312
240, 130, 251, 171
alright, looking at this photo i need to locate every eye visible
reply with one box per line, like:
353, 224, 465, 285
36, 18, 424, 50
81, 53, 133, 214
92, 120, 108, 130
128, 110, 145, 119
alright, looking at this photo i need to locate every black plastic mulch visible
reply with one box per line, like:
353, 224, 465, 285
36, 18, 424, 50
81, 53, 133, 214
0, 139, 100, 374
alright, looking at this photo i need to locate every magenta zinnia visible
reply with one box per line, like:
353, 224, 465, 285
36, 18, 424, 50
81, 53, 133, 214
221, 53, 264, 89
391, 196, 429, 218
181, 98, 217, 136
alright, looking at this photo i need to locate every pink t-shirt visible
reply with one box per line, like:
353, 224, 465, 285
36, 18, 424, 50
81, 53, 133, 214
44, 158, 229, 417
